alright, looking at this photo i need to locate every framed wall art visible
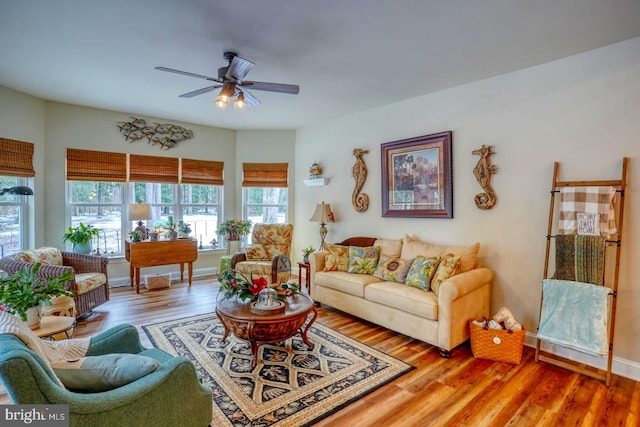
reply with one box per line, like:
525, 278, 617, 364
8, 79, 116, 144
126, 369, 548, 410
381, 131, 453, 218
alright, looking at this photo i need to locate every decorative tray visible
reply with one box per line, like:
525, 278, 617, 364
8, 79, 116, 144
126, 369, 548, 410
249, 300, 286, 315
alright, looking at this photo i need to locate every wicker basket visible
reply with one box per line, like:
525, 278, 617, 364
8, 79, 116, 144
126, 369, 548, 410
469, 318, 525, 364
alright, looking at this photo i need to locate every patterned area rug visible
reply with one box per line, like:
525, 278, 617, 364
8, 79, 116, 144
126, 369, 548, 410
143, 313, 414, 426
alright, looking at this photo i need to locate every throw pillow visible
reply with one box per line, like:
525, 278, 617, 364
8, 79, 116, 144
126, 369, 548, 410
430, 254, 461, 295
372, 255, 389, 279
347, 246, 380, 274
51, 354, 160, 393
323, 243, 349, 272
405, 256, 441, 291
375, 257, 414, 283
245, 245, 267, 260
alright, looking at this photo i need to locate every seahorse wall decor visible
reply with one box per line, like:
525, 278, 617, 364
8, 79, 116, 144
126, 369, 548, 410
351, 148, 370, 212
472, 145, 498, 210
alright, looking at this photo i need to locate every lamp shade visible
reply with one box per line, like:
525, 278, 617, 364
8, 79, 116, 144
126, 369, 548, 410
309, 202, 335, 224
128, 203, 152, 221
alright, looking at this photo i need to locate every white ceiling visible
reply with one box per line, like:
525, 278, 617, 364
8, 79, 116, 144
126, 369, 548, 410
1, 1, 639, 130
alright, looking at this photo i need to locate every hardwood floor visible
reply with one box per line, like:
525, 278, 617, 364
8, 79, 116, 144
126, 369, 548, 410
2, 277, 638, 426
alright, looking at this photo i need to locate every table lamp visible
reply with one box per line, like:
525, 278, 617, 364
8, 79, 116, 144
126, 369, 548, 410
309, 201, 335, 250
128, 203, 152, 240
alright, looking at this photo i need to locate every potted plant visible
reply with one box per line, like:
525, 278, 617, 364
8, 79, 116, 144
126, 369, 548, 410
217, 219, 252, 241
63, 222, 100, 254
129, 230, 144, 242
0, 263, 74, 328
302, 246, 315, 264
163, 217, 178, 240
178, 222, 192, 239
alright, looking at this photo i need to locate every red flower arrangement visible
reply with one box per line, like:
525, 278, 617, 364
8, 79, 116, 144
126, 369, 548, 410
218, 270, 268, 301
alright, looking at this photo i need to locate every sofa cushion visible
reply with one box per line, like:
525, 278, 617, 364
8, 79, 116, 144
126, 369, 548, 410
347, 246, 380, 274
442, 243, 480, 273
365, 281, 438, 320
401, 235, 480, 273
75, 273, 107, 294
373, 256, 414, 283
314, 271, 382, 297
430, 254, 461, 295
373, 239, 403, 258
405, 256, 441, 291
323, 243, 349, 272
400, 236, 443, 260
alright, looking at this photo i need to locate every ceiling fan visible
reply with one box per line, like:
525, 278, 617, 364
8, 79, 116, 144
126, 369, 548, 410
155, 52, 299, 110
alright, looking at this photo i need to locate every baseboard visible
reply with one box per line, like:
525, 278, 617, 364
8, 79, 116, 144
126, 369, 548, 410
109, 266, 218, 288
524, 332, 640, 382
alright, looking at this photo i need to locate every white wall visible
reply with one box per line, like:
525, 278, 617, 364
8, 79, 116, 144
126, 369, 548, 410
295, 37, 640, 369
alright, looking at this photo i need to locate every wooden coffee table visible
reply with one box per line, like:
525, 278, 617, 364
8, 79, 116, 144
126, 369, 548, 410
215, 292, 317, 368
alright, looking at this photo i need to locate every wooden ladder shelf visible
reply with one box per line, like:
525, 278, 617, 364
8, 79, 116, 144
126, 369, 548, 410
534, 158, 628, 386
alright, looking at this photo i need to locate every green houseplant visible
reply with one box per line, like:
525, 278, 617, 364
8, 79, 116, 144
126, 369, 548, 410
217, 219, 252, 241
302, 246, 315, 264
0, 263, 74, 327
63, 222, 100, 254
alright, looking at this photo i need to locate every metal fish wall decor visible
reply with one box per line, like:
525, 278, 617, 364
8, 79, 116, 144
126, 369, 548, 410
117, 117, 193, 150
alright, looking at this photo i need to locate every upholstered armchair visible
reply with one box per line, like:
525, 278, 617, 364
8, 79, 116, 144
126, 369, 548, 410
231, 223, 293, 284
0, 247, 109, 319
0, 316, 213, 427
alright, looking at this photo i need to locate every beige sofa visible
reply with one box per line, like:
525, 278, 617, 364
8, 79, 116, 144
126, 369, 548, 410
309, 236, 493, 357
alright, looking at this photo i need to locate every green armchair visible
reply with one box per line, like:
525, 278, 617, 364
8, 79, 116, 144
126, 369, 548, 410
0, 323, 212, 427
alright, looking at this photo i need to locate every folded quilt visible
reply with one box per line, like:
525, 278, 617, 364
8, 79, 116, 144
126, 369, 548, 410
558, 186, 617, 238
554, 234, 605, 285
538, 279, 610, 357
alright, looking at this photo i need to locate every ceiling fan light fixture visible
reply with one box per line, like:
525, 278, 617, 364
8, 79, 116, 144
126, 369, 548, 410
215, 95, 228, 110
234, 92, 247, 110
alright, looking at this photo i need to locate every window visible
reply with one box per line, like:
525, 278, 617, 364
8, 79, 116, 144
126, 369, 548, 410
66, 150, 224, 255
0, 138, 35, 257
241, 162, 289, 244
68, 181, 124, 254
0, 176, 31, 257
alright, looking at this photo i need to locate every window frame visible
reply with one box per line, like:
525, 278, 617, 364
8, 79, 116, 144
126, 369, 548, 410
0, 177, 31, 257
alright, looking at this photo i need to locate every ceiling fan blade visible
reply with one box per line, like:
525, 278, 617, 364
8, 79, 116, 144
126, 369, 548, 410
155, 66, 221, 82
225, 56, 254, 82
178, 85, 220, 98
240, 89, 261, 107
240, 81, 299, 94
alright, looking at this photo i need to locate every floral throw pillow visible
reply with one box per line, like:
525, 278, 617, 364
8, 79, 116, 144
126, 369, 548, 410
347, 246, 380, 274
245, 245, 267, 260
374, 257, 414, 283
430, 254, 461, 296
405, 256, 441, 291
323, 243, 349, 272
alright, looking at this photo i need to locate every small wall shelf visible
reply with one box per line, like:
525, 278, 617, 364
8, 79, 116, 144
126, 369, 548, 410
303, 178, 330, 187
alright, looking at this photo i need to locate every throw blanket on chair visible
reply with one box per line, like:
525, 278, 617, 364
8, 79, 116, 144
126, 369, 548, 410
0, 311, 90, 385
554, 234, 606, 285
558, 186, 617, 238
538, 279, 610, 357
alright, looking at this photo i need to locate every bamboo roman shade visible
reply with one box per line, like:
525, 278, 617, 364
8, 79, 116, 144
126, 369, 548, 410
181, 158, 224, 185
242, 163, 288, 188
0, 138, 35, 177
66, 148, 127, 182
129, 154, 179, 184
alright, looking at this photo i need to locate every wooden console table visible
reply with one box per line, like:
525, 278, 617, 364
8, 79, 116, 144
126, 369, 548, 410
125, 239, 198, 293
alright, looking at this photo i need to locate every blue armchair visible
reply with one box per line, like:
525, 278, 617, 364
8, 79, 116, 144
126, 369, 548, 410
0, 323, 212, 427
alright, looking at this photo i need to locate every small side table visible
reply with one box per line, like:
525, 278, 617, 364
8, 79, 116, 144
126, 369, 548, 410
35, 316, 76, 340
298, 262, 311, 295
